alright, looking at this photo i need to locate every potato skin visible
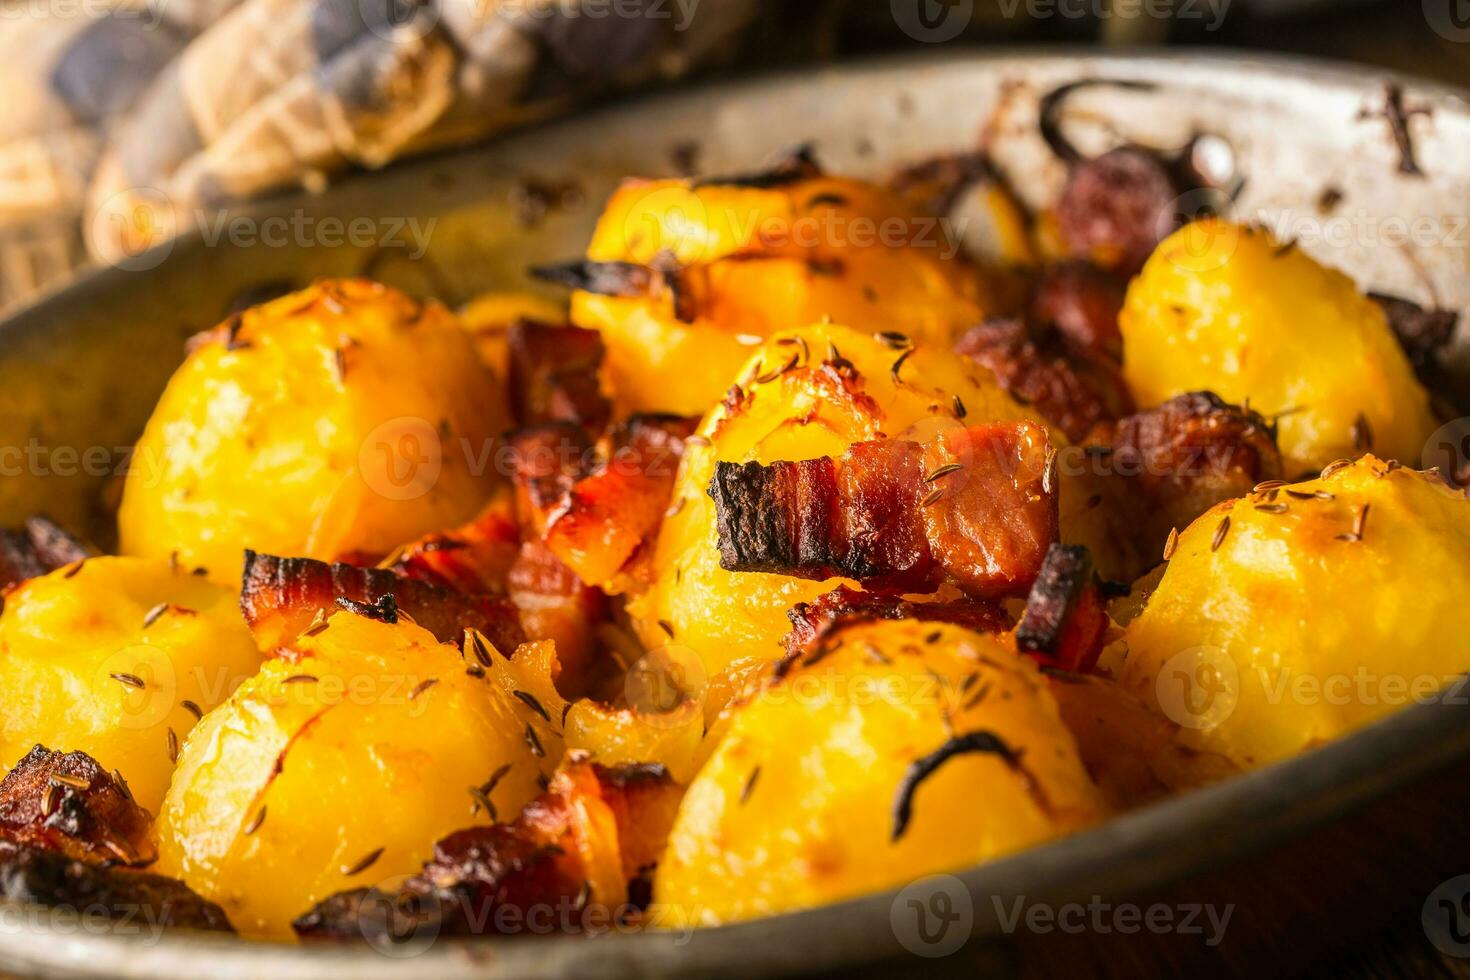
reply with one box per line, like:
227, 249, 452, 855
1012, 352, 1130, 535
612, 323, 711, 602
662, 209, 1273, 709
119, 280, 506, 584
1119, 220, 1435, 473
0, 557, 262, 813
629, 323, 1051, 678
573, 176, 991, 415
653, 621, 1105, 926
153, 616, 563, 939
1122, 457, 1470, 769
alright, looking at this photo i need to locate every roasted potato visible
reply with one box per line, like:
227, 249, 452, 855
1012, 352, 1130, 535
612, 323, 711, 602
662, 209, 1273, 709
1119, 220, 1436, 473
153, 615, 566, 939
653, 620, 1105, 926
566, 171, 994, 414
0, 557, 262, 812
118, 280, 506, 585
1121, 457, 1470, 769
630, 322, 1110, 677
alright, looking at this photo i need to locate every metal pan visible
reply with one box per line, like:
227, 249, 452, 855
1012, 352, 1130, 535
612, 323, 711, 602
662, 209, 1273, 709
0, 50, 1467, 978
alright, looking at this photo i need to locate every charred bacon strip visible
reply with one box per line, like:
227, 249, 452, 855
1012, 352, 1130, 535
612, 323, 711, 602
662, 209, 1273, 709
508, 416, 696, 588
0, 746, 155, 868
710, 422, 1058, 599
507, 540, 607, 690
783, 586, 1010, 670
1015, 545, 1109, 674
690, 144, 822, 190
540, 415, 696, 587
1027, 260, 1128, 366
507, 319, 612, 432
0, 516, 94, 592
1105, 391, 1282, 552
506, 422, 596, 516
0, 841, 233, 932
956, 318, 1131, 443
528, 260, 696, 323
295, 761, 681, 941
391, 494, 522, 596
241, 551, 525, 656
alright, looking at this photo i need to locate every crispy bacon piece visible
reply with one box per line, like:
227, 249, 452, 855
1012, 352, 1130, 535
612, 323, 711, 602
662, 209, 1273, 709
783, 586, 1010, 668
956, 318, 1131, 443
240, 551, 525, 656
710, 422, 1057, 599
887, 150, 998, 216
1100, 391, 1283, 556
506, 541, 607, 689
507, 319, 612, 432
1055, 146, 1182, 275
508, 416, 696, 588
529, 260, 697, 323
391, 493, 523, 596
0, 516, 93, 593
1014, 545, 1109, 674
0, 841, 234, 932
1027, 260, 1127, 365
294, 760, 682, 941
0, 746, 154, 868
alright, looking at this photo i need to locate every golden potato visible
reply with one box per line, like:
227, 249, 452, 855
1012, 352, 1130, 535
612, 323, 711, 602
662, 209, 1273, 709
571, 174, 993, 414
629, 322, 1109, 677
0, 557, 262, 813
653, 621, 1105, 926
1121, 456, 1470, 769
1119, 220, 1436, 473
118, 279, 506, 585
153, 616, 565, 939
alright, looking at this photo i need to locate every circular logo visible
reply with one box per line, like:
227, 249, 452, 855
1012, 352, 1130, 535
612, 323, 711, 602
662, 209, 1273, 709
891, 0, 974, 43
358, 417, 443, 502
1156, 187, 1239, 273
1423, 875, 1470, 957
1422, 417, 1470, 483
356, 874, 443, 958
88, 187, 176, 272
358, 0, 441, 44
617, 184, 712, 266
1424, 0, 1470, 43
624, 644, 708, 730
1154, 645, 1239, 731
891, 874, 973, 958
98, 645, 177, 731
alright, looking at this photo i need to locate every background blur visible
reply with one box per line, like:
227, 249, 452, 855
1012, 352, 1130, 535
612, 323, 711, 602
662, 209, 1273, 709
0, 0, 1462, 313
